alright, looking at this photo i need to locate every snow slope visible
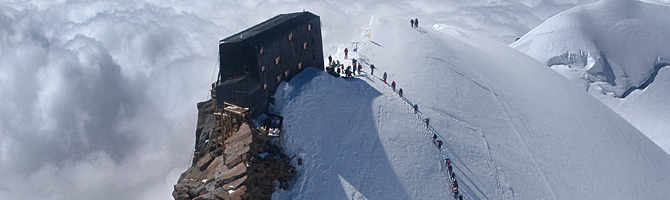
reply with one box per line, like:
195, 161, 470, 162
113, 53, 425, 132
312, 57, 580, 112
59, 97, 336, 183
272, 16, 670, 199
511, 0, 670, 154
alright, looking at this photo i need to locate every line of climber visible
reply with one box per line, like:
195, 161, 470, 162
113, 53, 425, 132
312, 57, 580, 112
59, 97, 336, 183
355, 61, 465, 199
432, 132, 464, 200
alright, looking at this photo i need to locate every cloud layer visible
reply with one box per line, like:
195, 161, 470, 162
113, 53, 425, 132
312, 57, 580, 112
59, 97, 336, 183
0, 0, 601, 199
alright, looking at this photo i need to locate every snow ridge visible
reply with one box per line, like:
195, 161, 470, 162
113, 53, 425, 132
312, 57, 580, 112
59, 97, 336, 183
512, 0, 670, 98
512, 0, 670, 154
273, 15, 670, 199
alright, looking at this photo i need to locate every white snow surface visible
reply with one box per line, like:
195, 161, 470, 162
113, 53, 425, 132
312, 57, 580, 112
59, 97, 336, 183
271, 16, 670, 199
511, 0, 670, 154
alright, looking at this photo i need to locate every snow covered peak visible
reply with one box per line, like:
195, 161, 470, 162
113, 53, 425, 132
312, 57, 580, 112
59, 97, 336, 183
274, 16, 670, 199
511, 0, 670, 154
511, 0, 670, 98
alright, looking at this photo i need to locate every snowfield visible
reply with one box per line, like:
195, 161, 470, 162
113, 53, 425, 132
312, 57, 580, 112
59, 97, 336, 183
511, 0, 670, 154
272, 16, 670, 199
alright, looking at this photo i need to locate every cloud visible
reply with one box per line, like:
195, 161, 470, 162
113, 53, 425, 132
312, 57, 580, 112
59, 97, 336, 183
0, 3, 212, 199
0, 0, 604, 199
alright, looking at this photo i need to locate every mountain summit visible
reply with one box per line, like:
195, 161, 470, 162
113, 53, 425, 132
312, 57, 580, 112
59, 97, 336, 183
512, 0, 670, 154
271, 16, 670, 199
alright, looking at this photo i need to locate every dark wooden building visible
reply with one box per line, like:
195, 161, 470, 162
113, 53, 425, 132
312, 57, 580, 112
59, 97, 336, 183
215, 11, 324, 116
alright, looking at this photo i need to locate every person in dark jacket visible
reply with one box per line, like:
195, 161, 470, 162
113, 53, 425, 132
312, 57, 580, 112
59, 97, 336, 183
383, 72, 387, 83
437, 140, 443, 150
353, 64, 357, 75
413, 104, 418, 114
410, 19, 414, 27
344, 48, 348, 59
370, 64, 375, 75
415, 18, 419, 27
398, 88, 403, 97
425, 118, 430, 127
391, 81, 396, 91
328, 55, 332, 64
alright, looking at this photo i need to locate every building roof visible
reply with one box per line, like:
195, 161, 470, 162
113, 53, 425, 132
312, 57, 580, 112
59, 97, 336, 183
221, 11, 318, 43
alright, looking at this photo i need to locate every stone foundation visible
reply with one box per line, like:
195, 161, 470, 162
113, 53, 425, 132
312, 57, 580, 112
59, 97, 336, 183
173, 100, 295, 200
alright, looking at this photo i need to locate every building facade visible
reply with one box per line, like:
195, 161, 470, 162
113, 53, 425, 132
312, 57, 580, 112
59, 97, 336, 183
216, 11, 324, 115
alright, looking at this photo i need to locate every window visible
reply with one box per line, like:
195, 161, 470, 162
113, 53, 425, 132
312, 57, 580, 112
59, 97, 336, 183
259, 47, 263, 55
275, 56, 280, 65
277, 75, 282, 83
261, 65, 265, 72
285, 70, 289, 77
288, 32, 293, 41
264, 83, 267, 89
303, 42, 307, 49
298, 62, 302, 69
308, 23, 312, 31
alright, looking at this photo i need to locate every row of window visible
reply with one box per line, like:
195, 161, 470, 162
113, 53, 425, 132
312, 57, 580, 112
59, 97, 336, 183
259, 39, 314, 55
258, 22, 316, 89
261, 61, 302, 72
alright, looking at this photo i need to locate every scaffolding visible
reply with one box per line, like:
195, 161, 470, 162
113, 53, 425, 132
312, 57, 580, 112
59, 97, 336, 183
211, 87, 249, 164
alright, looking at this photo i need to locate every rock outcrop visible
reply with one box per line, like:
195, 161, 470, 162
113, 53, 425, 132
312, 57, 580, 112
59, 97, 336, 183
173, 99, 296, 200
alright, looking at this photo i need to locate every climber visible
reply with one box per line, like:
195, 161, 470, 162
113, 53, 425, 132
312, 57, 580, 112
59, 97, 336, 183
383, 72, 387, 83
415, 18, 419, 27
410, 19, 414, 27
353, 64, 357, 75
425, 118, 430, 127
433, 134, 438, 141
398, 88, 403, 97
358, 63, 362, 74
344, 48, 348, 59
448, 163, 453, 173
413, 104, 418, 114
391, 81, 396, 91
458, 194, 463, 200
437, 140, 443, 150
328, 55, 332, 64
370, 64, 375, 75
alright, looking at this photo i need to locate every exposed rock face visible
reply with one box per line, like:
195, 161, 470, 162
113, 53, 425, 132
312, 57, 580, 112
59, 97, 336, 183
173, 99, 296, 200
